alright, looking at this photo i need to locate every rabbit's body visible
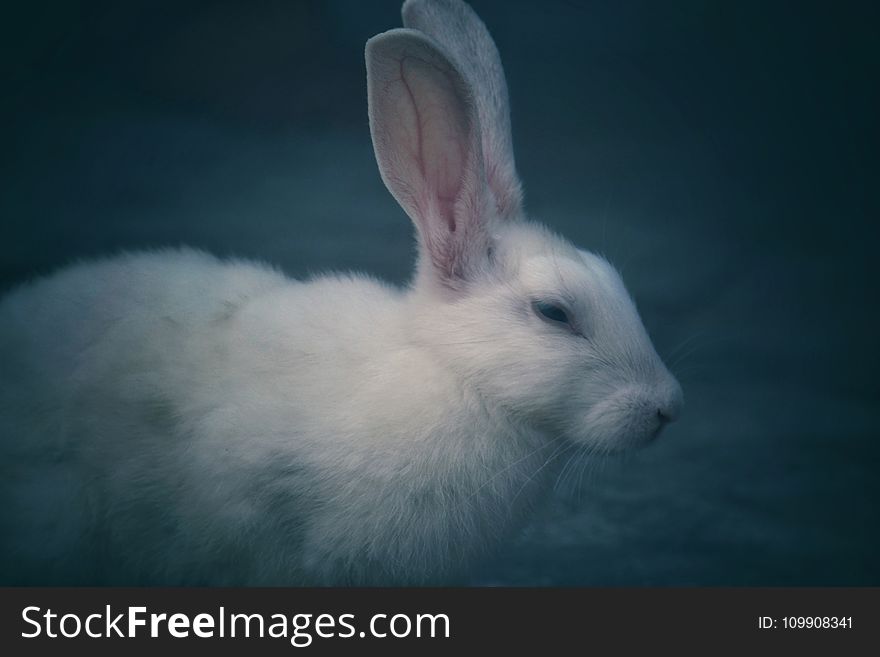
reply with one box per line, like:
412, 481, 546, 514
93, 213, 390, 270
0, 248, 550, 584
0, 0, 683, 585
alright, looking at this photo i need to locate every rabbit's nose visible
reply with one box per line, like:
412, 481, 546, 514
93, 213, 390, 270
656, 380, 683, 424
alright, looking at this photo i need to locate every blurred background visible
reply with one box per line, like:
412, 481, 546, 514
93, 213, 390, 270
1, 0, 877, 584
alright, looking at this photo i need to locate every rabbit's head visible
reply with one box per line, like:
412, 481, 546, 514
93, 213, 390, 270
367, 0, 682, 451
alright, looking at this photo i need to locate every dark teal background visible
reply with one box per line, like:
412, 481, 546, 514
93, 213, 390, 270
2, 0, 878, 584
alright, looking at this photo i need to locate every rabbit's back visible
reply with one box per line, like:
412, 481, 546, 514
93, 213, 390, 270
0, 248, 288, 455
0, 249, 287, 391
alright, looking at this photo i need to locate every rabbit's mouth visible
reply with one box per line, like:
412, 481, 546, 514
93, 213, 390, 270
650, 416, 671, 441
566, 383, 683, 452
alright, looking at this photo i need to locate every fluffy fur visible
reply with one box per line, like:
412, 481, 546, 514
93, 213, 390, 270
0, 0, 681, 585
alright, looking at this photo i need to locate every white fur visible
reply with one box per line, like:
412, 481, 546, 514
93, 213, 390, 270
0, 0, 681, 585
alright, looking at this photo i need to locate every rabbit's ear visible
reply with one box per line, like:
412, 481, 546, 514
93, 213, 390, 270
367, 29, 493, 289
402, 0, 522, 220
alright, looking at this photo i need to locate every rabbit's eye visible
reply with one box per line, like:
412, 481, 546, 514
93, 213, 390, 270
533, 300, 572, 327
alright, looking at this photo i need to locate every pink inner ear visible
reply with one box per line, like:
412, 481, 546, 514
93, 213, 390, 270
399, 56, 469, 233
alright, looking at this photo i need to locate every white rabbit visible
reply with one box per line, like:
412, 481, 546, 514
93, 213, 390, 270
0, 0, 682, 585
